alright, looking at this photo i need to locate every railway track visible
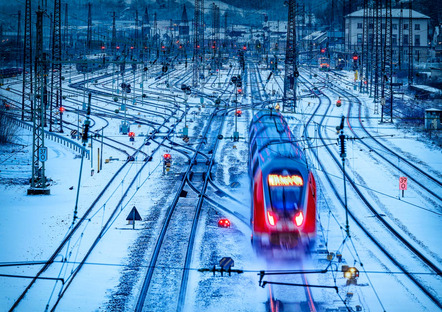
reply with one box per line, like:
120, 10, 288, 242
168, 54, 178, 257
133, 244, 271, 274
134, 66, 239, 311
301, 72, 442, 309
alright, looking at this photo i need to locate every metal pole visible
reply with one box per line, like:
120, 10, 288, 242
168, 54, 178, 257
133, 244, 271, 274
73, 93, 92, 223
100, 128, 103, 170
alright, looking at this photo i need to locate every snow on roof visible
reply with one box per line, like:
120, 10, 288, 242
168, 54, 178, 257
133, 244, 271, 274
345, 9, 430, 19
412, 84, 442, 94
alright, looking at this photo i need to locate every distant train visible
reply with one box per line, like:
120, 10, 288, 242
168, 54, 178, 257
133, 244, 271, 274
249, 111, 317, 251
0, 67, 23, 79
76, 55, 109, 73
318, 57, 330, 71
336, 58, 345, 70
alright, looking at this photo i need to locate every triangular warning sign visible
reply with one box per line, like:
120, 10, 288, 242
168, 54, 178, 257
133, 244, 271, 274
126, 206, 142, 221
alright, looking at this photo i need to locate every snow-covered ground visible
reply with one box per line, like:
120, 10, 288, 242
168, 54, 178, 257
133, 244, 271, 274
0, 62, 441, 311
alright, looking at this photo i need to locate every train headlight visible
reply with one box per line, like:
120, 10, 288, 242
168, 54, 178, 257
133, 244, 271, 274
294, 211, 304, 227
267, 211, 277, 226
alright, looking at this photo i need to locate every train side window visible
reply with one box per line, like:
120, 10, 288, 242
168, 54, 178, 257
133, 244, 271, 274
252, 141, 257, 156
252, 159, 259, 176
250, 127, 256, 139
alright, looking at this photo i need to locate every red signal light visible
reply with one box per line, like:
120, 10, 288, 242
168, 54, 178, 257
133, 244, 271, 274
59, 106, 65, 113
128, 132, 135, 137
353, 55, 358, 61
237, 88, 242, 94
218, 218, 231, 228
243, 46, 247, 50
163, 153, 172, 160
321, 48, 325, 53
101, 46, 105, 50
130, 46, 134, 50
236, 109, 242, 116
116, 46, 120, 50
162, 45, 165, 49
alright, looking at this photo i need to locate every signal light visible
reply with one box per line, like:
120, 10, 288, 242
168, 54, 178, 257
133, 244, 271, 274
163, 153, 172, 160
162, 45, 165, 49
342, 266, 359, 285
131, 46, 134, 50
321, 48, 325, 53
59, 106, 65, 113
236, 109, 242, 116
128, 132, 135, 137
267, 211, 277, 226
218, 218, 231, 228
237, 88, 242, 94
294, 211, 304, 227
352, 55, 358, 61
101, 46, 105, 50
116, 46, 120, 50
243, 46, 247, 50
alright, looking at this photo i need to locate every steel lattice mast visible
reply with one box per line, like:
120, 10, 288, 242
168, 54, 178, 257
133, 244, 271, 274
87, 2, 92, 51
50, 0, 63, 132
21, 0, 33, 121
372, 0, 381, 115
192, 0, 204, 87
64, 3, 68, 57
361, 0, 369, 93
111, 11, 116, 51
135, 10, 139, 51
381, 0, 393, 122
211, 3, 220, 69
283, 0, 298, 113
28, 6, 49, 195
408, 2, 413, 85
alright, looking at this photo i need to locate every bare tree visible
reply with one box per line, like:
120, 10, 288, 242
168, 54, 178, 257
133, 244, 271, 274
0, 108, 18, 144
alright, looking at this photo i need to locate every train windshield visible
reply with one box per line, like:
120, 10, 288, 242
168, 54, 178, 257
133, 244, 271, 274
268, 174, 304, 214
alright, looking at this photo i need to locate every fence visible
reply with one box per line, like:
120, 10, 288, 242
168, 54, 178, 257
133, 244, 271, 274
9, 117, 90, 159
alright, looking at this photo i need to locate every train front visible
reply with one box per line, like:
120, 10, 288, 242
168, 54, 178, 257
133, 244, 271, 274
252, 160, 316, 251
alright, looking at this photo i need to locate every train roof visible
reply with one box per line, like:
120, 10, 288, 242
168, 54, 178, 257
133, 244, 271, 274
249, 110, 307, 166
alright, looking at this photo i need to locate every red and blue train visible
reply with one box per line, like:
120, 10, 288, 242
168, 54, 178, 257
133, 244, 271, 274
249, 111, 316, 251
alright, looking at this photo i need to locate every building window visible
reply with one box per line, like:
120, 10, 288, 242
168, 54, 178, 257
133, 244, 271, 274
415, 34, 420, 46
415, 24, 420, 30
403, 34, 409, 44
404, 24, 409, 30
357, 33, 362, 44
392, 34, 397, 45
393, 24, 398, 30
357, 23, 362, 29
